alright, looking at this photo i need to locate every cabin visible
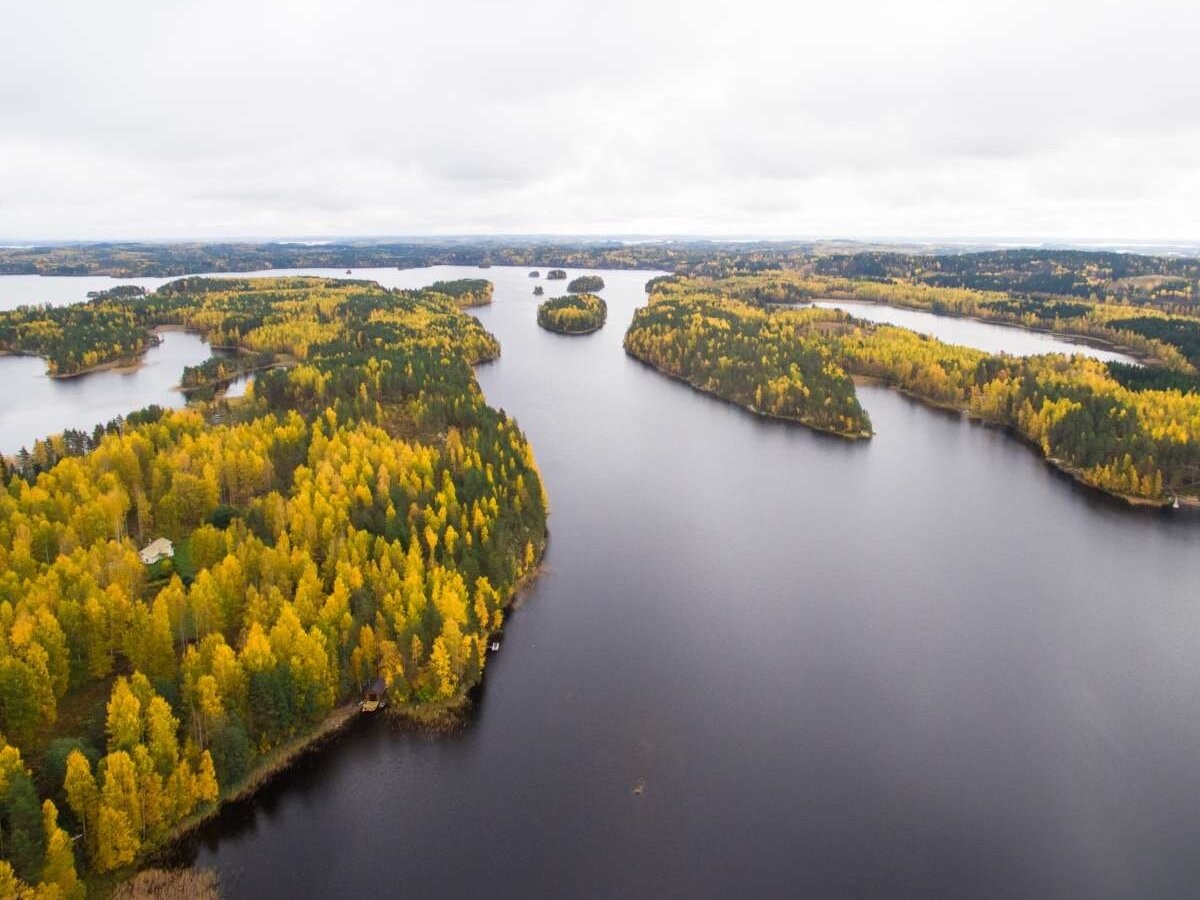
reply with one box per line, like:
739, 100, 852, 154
360, 677, 387, 714
139, 538, 175, 565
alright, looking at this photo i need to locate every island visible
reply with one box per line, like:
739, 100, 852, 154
625, 273, 1200, 505
567, 275, 605, 293
529, 270, 540, 278
428, 278, 493, 307
533, 285, 544, 296
537, 293, 607, 334
546, 269, 567, 280
0, 277, 546, 892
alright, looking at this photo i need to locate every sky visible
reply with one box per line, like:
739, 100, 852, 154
2, 0, 1199, 243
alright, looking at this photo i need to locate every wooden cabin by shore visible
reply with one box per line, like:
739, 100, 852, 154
360, 677, 387, 713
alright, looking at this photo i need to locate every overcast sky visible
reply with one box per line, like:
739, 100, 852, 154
3, 0, 1198, 242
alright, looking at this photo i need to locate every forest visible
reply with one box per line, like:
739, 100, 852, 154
537, 294, 608, 335
0, 277, 547, 894
179, 351, 277, 402
713, 273, 1200, 372
624, 288, 870, 437
426, 279, 493, 307
566, 275, 605, 293
0, 302, 150, 377
813, 249, 1200, 309
0, 277, 497, 379
5, 242, 1200, 323
626, 275, 1200, 503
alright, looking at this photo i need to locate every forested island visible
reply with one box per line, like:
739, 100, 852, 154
546, 269, 567, 280
626, 274, 1200, 504
566, 275, 605, 293
537, 294, 607, 334
0, 277, 546, 894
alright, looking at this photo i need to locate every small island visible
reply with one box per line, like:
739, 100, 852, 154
567, 275, 605, 293
533, 285, 544, 296
537, 293, 607, 334
429, 278, 493, 307
529, 270, 540, 278
546, 269, 567, 280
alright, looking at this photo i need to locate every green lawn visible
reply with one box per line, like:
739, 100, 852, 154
172, 535, 196, 582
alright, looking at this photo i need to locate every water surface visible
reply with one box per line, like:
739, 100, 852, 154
0, 331, 213, 455
813, 299, 1139, 364
170, 267, 1200, 900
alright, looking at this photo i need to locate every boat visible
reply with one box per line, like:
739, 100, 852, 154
490, 642, 500, 652
345, 269, 352, 274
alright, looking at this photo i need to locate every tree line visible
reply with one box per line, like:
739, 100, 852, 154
626, 276, 1200, 502
0, 277, 547, 892
566, 275, 604, 293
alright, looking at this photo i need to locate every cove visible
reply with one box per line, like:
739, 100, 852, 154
813, 298, 1140, 364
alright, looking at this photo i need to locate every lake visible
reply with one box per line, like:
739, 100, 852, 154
813, 299, 1140, 363
0, 330, 215, 456
136, 266, 1200, 900
0, 266, 527, 311
0, 268, 1142, 458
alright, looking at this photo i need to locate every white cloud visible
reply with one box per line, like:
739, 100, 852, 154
2, 0, 1199, 241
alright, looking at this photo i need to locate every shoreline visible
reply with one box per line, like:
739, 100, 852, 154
850, 374, 1182, 508
144, 531, 549, 875
623, 351, 1183, 508
539, 321, 606, 335
625, 349, 872, 440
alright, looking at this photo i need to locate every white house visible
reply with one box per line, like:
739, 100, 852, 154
139, 538, 175, 565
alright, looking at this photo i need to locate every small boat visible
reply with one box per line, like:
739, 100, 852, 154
490, 642, 500, 652
345, 269, 352, 275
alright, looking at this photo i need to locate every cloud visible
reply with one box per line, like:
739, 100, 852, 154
2, 0, 1199, 241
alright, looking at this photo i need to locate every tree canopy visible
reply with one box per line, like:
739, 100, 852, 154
0, 276, 547, 890
537, 294, 607, 335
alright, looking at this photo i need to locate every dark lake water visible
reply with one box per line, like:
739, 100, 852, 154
159, 267, 1200, 900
